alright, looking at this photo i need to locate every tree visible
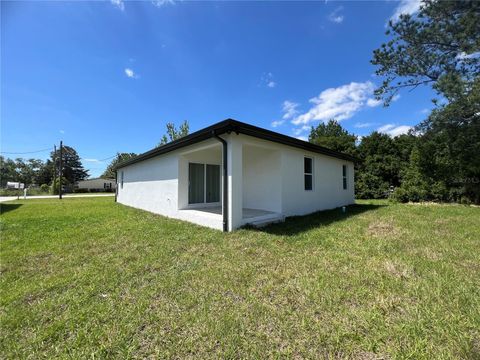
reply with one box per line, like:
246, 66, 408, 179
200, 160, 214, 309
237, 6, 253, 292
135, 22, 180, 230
158, 120, 190, 146
14, 158, 44, 186
355, 132, 419, 199
372, 0, 480, 203
102, 153, 137, 179
372, 0, 479, 104
0, 156, 18, 187
308, 119, 357, 155
393, 146, 430, 202
50, 146, 89, 184
35, 160, 54, 186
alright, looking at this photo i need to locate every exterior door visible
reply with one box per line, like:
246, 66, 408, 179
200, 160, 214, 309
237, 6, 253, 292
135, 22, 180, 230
188, 163, 220, 204
188, 163, 205, 204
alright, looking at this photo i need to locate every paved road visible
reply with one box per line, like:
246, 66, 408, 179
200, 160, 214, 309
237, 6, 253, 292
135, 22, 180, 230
0, 193, 115, 203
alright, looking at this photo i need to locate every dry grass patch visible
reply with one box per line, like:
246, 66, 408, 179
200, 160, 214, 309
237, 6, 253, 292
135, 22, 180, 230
366, 219, 401, 238
1, 198, 479, 358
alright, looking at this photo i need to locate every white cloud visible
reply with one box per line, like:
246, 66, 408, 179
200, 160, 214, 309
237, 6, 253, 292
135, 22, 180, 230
456, 51, 480, 60
292, 81, 377, 125
272, 100, 300, 128
293, 125, 311, 136
282, 100, 300, 120
367, 94, 399, 107
271, 120, 285, 128
124, 68, 138, 79
420, 108, 430, 114
111, 0, 125, 11
354, 122, 374, 128
367, 98, 382, 107
296, 135, 308, 141
378, 124, 412, 137
59, 129, 65, 134
152, 0, 175, 7
390, 0, 422, 22
84, 158, 103, 163
261, 72, 276, 88
328, 6, 344, 23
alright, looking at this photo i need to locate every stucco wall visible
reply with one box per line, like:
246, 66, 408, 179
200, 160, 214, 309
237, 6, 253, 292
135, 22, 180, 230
117, 134, 354, 231
242, 145, 282, 213
77, 178, 116, 190
116, 152, 179, 216
280, 145, 355, 217
234, 134, 355, 218
116, 140, 224, 230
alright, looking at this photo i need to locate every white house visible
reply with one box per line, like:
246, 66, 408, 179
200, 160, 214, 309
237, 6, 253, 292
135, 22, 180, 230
76, 178, 116, 192
116, 119, 355, 231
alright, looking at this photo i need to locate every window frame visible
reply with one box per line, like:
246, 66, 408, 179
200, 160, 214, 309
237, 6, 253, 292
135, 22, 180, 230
304, 156, 314, 191
342, 164, 348, 190
188, 162, 221, 206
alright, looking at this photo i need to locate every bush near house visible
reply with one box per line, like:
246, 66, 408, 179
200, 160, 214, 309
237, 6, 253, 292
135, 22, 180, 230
0, 197, 479, 358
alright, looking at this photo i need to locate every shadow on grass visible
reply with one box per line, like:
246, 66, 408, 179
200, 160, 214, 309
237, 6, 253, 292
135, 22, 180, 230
257, 204, 386, 236
0, 203, 23, 215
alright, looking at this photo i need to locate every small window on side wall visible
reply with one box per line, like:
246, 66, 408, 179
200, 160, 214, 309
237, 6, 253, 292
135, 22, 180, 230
304, 157, 313, 191
121, 171, 124, 189
342, 165, 347, 190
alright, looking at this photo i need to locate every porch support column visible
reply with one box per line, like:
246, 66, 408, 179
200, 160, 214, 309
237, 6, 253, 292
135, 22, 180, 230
227, 134, 243, 231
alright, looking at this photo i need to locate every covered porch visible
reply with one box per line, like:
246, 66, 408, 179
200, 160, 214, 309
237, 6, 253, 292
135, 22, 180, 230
179, 206, 284, 228
176, 135, 285, 230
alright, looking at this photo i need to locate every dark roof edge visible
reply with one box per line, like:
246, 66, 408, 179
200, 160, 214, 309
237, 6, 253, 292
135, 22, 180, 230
115, 118, 357, 170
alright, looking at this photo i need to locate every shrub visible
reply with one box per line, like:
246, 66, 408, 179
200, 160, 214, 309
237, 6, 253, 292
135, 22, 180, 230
430, 181, 448, 202
391, 187, 409, 203
40, 184, 50, 193
74, 188, 89, 193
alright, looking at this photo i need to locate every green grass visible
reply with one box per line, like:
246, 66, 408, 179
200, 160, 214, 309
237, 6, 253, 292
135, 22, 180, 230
1, 198, 479, 359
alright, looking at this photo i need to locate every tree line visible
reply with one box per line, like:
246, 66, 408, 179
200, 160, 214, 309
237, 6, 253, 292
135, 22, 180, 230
0, 146, 89, 193
310, 0, 479, 204
1, 1, 477, 203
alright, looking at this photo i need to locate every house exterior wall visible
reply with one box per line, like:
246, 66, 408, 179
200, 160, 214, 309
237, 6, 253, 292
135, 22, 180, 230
116, 140, 224, 230
242, 145, 282, 213
117, 134, 354, 231
279, 144, 355, 217
234, 134, 355, 219
77, 178, 116, 191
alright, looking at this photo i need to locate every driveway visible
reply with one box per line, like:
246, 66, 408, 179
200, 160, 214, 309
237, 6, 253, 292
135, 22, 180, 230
0, 193, 115, 203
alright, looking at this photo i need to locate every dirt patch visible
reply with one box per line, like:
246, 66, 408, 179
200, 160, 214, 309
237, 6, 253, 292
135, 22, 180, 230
384, 260, 414, 279
354, 351, 390, 360
367, 220, 401, 238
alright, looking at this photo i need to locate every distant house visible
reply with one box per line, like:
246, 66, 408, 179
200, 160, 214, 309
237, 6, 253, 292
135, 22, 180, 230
116, 119, 355, 231
76, 178, 116, 192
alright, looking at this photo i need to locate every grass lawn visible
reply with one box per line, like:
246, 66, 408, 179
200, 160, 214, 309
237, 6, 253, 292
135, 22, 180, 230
1, 198, 479, 359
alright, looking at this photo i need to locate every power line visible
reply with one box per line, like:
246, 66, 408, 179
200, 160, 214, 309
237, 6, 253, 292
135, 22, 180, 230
60, 145, 117, 163
0, 147, 53, 155
97, 154, 117, 162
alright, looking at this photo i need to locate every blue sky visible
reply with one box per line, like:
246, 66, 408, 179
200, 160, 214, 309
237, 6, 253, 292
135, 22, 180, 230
1, 0, 433, 177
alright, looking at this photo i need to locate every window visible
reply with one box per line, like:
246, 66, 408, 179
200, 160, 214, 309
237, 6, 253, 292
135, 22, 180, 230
342, 165, 347, 190
188, 163, 220, 204
304, 157, 313, 191
121, 171, 124, 189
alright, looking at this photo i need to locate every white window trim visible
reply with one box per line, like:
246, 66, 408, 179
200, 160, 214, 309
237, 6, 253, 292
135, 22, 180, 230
304, 156, 314, 191
187, 162, 221, 208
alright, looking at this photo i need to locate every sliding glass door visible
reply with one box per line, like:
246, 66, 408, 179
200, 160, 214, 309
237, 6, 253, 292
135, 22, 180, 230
188, 163, 220, 205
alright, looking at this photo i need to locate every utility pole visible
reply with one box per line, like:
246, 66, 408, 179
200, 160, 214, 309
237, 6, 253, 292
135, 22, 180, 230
53, 144, 57, 193
59, 141, 63, 200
